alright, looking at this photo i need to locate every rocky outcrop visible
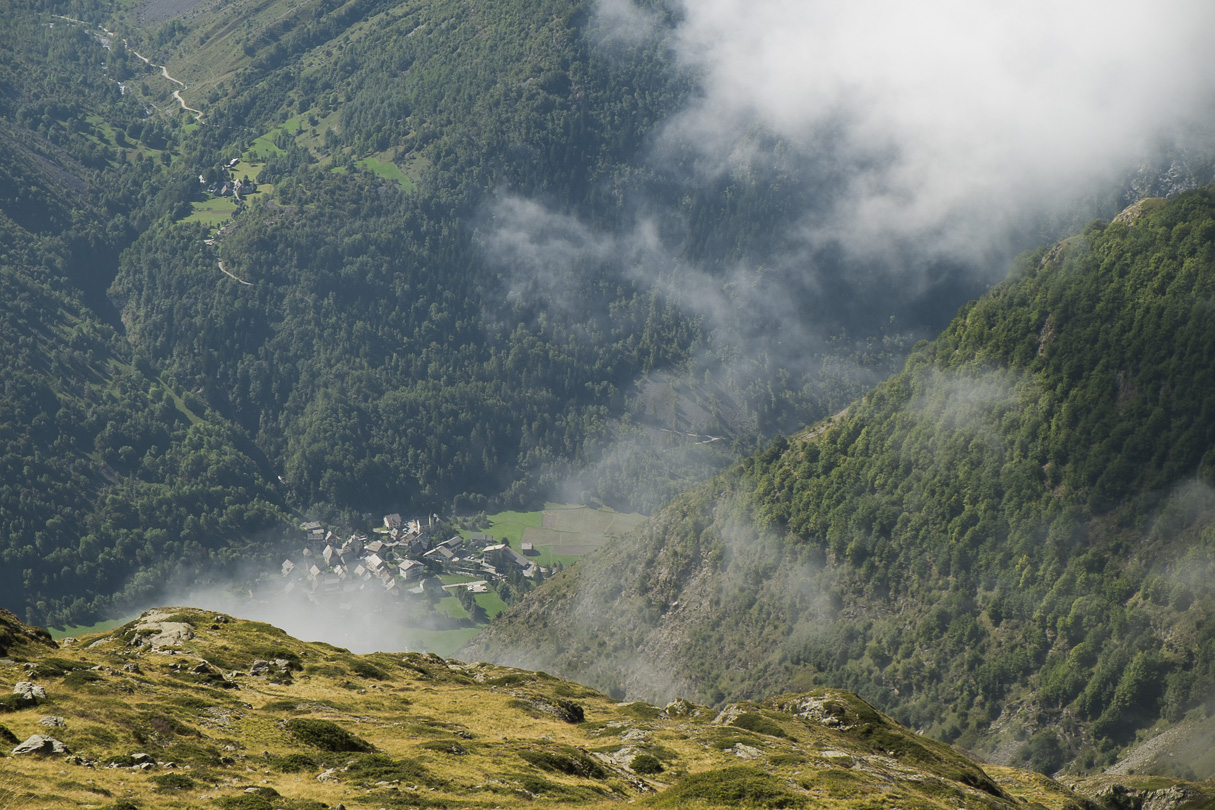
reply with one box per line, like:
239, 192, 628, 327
510, 692, 585, 723
779, 694, 856, 731
11, 681, 47, 707
1092, 782, 1201, 810
12, 734, 68, 755
128, 609, 195, 650
249, 658, 295, 677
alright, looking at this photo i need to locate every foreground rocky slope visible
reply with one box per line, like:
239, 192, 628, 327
0, 606, 1157, 810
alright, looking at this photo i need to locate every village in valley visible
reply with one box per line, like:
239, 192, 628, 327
273, 512, 547, 615
199, 157, 257, 202
241, 504, 644, 653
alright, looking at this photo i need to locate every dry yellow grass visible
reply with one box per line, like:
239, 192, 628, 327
0, 607, 1162, 810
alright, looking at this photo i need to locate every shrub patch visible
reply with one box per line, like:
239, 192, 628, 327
286, 718, 373, 753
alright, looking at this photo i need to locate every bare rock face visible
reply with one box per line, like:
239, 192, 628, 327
778, 694, 856, 730
1092, 783, 1199, 810
12, 681, 47, 707
1144, 786, 1199, 810
12, 734, 69, 756
1127, 149, 1214, 203
129, 609, 195, 650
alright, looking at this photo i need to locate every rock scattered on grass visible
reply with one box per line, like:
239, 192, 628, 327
12, 733, 68, 755
11, 681, 46, 706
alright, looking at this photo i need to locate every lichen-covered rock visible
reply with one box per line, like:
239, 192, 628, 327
732, 743, 762, 759
12, 734, 68, 755
129, 610, 194, 650
249, 658, 294, 677
12, 681, 47, 706
663, 698, 702, 718
39, 715, 65, 727
779, 694, 856, 730
711, 704, 745, 726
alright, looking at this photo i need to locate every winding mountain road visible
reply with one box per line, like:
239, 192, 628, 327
54, 16, 205, 122
125, 46, 205, 122
217, 260, 253, 286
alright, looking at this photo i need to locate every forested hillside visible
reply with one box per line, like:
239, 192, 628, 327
108, 0, 935, 518
0, 0, 921, 626
467, 190, 1215, 777
0, 5, 292, 625
2, 0, 1209, 632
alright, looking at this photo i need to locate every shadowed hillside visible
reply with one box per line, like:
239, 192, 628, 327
466, 189, 1215, 777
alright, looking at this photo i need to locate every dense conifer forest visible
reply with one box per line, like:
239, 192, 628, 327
469, 190, 1215, 776
1, 0, 930, 624
5, 0, 1215, 779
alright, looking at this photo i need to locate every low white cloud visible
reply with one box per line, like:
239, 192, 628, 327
663, 0, 1215, 260
590, 0, 662, 48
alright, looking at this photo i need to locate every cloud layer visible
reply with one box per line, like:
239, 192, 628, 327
665, 0, 1215, 257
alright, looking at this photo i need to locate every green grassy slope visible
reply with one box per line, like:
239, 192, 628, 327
0, 605, 1128, 810
465, 189, 1215, 777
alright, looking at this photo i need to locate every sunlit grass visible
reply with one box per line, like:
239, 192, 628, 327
474, 587, 508, 619
356, 156, 415, 191
47, 617, 130, 639
182, 196, 237, 225
0, 606, 1156, 809
464, 508, 544, 546
434, 594, 469, 620
245, 117, 304, 160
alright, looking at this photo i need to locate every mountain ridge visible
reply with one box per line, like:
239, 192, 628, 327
464, 188, 1215, 778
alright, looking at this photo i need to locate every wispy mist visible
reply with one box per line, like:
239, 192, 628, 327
477, 0, 1215, 513
144, 565, 439, 654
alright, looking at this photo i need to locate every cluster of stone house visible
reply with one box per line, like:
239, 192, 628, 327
199, 157, 256, 199
274, 514, 541, 604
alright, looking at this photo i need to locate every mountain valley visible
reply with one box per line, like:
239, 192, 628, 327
4, 0, 1215, 795
468, 190, 1215, 777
